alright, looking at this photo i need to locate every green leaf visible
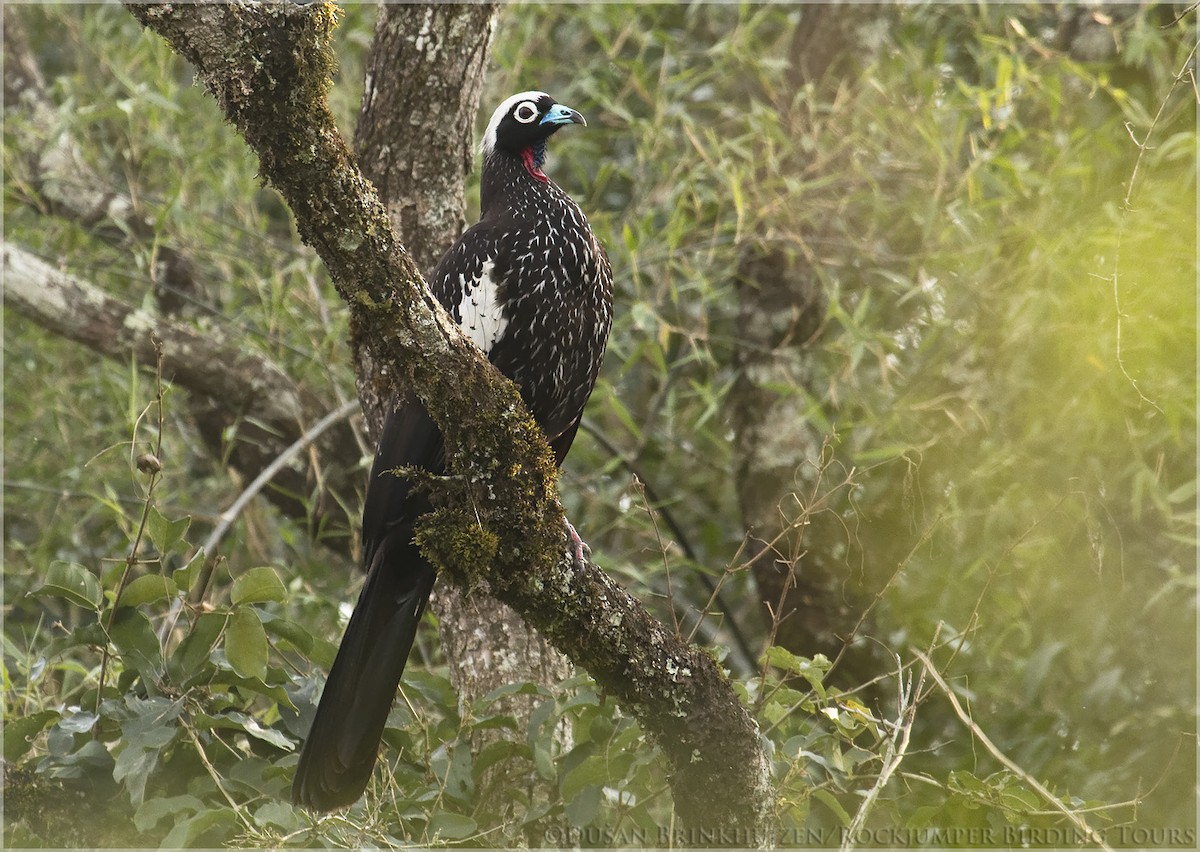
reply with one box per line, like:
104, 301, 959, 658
813, 787, 852, 827
110, 609, 165, 683
468, 713, 518, 734
168, 611, 226, 685
526, 694, 556, 737
146, 506, 191, 554
564, 783, 603, 828
472, 739, 526, 780
210, 670, 295, 709
161, 807, 237, 848
762, 646, 829, 698
44, 622, 109, 657
1166, 478, 1197, 506
403, 669, 457, 708
560, 753, 610, 802
763, 644, 807, 672
471, 680, 544, 716
134, 794, 205, 833
604, 392, 643, 441
3, 710, 58, 762
427, 812, 478, 841
905, 804, 944, 830
170, 548, 206, 598
192, 710, 294, 751
261, 614, 313, 654
949, 769, 989, 796
112, 697, 182, 807
429, 742, 474, 802
224, 607, 268, 681
114, 739, 160, 807
252, 800, 303, 832
57, 709, 99, 734
39, 738, 113, 779
31, 561, 102, 610
231, 566, 287, 605
118, 573, 178, 608
531, 738, 555, 781
121, 695, 184, 742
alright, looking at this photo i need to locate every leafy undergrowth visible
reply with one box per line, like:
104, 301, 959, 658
4, 502, 1111, 847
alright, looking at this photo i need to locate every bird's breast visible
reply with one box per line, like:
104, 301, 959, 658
434, 176, 613, 439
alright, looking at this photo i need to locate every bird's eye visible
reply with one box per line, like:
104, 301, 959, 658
513, 101, 539, 124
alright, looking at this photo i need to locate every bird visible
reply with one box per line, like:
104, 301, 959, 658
292, 91, 614, 811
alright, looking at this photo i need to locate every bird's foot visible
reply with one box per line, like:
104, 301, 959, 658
564, 518, 591, 564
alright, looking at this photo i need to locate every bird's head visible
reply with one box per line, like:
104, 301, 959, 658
481, 91, 586, 182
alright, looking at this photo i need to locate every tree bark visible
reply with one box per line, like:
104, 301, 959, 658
350, 3, 495, 431
125, 0, 772, 834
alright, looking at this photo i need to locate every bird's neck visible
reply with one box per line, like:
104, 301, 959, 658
480, 147, 562, 218
520, 144, 550, 183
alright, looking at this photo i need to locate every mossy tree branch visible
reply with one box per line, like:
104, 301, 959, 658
126, 0, 772, 834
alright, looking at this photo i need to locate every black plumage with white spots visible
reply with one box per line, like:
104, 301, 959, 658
293, 91, 613, 811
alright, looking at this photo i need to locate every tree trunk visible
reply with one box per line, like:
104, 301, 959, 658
731, 6, 884, 668
350, 3, 496, 429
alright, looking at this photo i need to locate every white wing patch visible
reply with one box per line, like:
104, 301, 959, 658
457, 260, 508, 354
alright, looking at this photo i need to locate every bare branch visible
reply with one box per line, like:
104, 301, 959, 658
2, 243, 361, 550
841, 653, 922, 852
202, 399, 360, 560
4, 244, 303, 424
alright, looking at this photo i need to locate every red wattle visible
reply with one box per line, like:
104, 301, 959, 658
521, 148, 549, 183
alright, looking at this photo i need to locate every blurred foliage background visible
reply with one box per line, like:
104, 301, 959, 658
3, 2, 1195, 848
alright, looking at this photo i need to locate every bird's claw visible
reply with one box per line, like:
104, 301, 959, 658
564, 518, 591, 564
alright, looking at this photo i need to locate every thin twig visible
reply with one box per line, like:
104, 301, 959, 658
633, 475, 681, 636
200, 398, 361, 562
96, 338, 167, 716
581, 419, 757, 666
1110, 36, 1198, 414
182, 721, 253, 828
840, 652, 924, 852
828, 508, 943, 682
914, 649, 1113, 852
1164, 2, 1199, 29
160, 398, 360, 641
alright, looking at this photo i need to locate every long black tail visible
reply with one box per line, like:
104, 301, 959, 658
291, 530, 436, 810
292, 402, 443, 810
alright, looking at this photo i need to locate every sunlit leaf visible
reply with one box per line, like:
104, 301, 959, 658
117, 573, 178, 608
224, 607, 269, 681
230, 566, 287, 605
31, 562, 102, 610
